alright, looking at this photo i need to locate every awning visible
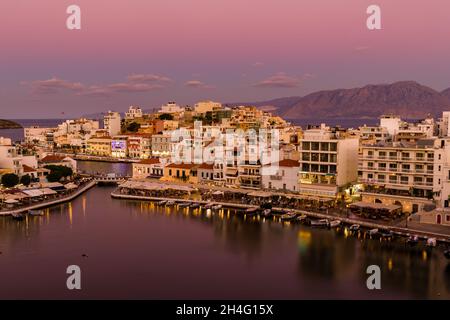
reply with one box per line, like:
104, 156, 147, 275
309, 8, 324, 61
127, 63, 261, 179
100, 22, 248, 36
350, 201, 401, 212
64, 183, 78, 190
4, 199, 19, 204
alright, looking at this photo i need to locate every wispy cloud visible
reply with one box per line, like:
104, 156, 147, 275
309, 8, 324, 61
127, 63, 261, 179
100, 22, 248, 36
253, 73, 301, 88
23, 74, 173, 97
184, 80, 215, 89
252, 62, 264, 67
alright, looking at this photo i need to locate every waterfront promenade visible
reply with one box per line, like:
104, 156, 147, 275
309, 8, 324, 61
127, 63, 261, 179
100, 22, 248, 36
111, 182, 450, 243
0, 180, 96, 216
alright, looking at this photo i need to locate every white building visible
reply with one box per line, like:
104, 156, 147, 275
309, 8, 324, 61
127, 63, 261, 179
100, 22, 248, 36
262, 159, 300, 192
111, 135, 128, 158
125, 106, 143, 120
194, 101, 222, 114
0, 137, 38, 176
159, 101, 184, 114
298, 124, 359, 199
104, 111, 122, 137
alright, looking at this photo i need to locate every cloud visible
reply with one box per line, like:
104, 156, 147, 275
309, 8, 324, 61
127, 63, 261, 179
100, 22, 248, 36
253, 73, 301, 88
28, 77, 85, 94
252, 62, 264, 67
24, 74, 173, 97
184, 80, 215, 89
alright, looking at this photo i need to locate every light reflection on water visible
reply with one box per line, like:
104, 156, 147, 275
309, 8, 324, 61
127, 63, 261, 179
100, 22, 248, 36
0, 186, 448, 299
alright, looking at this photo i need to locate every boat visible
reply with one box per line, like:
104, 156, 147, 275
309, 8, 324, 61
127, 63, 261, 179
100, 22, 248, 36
11, 213, 25, 221
426, 237, 437, 247
444, 249, 450, 259
329, 220, 341, 228
378, 229, 394, 239
189, 203, 200, 209
280, 212, 297, 221
407, 235, 419, 246
212, 204, 222, 210
310, 219, 329, 228
368, 228, 379, 236
166, 200, 176, 206
28, 210, 44, 216
262, 209, 272, 218
203, 203, 214, 209
349, 224, 360, 232
245, 207, 259, 216
296, 214, 308, 223
178, 202, 191, 208
157, 200, 167, 206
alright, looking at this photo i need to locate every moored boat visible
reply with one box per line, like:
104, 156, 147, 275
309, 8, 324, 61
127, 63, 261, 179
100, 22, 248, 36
407, 235, 419, 246
189, 203, 200, 209
178, 202, 191, 208
349, 224, 360, 232
212, 204, 222, 210
203, 203, 214, 209
166, 200, 176, 206
310, 219, 329, 228
368, 228, 379, 236
280, 212, 297, 221
444, 249, 450, 259
329, 220, 341, 228
28, 210, 44, 216
296, 214, 308, 223
245, 207, 259, 216
262, 209, 272, 218
157, 200, 167, 206
426, 237, 437, 247
378, 229, 394, 239
12, 213, 25, 221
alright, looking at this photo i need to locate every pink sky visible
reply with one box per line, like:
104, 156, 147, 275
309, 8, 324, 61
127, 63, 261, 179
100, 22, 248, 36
1, 0, 450, 118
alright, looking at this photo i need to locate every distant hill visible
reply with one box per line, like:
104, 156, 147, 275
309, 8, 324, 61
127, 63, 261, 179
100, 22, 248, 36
232, 81, 450, 120
0, 119, 22, 129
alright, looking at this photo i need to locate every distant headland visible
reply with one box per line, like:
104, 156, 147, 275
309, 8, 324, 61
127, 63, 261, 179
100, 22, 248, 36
0, 119, 22, 129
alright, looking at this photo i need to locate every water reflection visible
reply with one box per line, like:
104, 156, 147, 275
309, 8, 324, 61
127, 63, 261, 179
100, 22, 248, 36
0, 186, 449, 299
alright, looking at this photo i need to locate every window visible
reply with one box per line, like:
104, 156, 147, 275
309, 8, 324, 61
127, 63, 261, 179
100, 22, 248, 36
330, 143, 337, 152
389, 176, 397, 183
400, 176, 409, 184
378, 174, 385, 181
320, 143, 329, 151
302, 142, 310, 150
311, 142, 320, 151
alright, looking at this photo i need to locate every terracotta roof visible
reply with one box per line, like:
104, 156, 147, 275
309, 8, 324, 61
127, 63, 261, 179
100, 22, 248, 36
198, 163, 214, 170
165, 163, 197, 169
22, 164, 37, 173
138, 158, 160, 165
40, 155, 67, 163
278, 159, 300, 167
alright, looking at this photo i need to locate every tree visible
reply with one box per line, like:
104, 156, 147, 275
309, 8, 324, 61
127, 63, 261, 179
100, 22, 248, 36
44, 165, 73, 181
20, 174, 31, 186
47, 171, 63, 182
1, 173, 19, 188
159, 113, 174, 121
127, 122, 141, 133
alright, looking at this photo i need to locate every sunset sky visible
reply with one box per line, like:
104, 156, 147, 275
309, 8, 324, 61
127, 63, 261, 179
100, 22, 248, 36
1, 0, 450, 118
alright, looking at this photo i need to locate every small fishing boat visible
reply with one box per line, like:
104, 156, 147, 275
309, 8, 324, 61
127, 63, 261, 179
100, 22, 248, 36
407, 235, 419, 246
262, 209, 272, 218
157, 200, 167, 206
296, 214, 308, 223
203, 203, 214, 209
28, 210, 44, 216
166, 200, 176, 206
280, 212, 297, 221
329, 220, 341, 228
178, 202, 191, 208
378, 229, 394, 239
426, 238, 437, 247
189, 203, 200, 209
310, 219, 329, 228
349, 224, 360, 232
212, 204, 222, 210
245, 207, 259, 216
12, 213, 25, 221
368, 228, 379, 236
444, 249, 450, 259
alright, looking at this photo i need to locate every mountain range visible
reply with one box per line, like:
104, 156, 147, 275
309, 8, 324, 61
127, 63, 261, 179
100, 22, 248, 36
232, 81, 450, 120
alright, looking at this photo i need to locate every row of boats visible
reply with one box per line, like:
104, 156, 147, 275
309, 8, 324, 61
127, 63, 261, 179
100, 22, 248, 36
156, 200, 223, 210
11, 210, 44, 221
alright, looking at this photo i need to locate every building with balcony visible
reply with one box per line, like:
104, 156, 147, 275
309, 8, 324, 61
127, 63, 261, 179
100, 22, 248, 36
262, 159, 300, 192
298, 124, 359, 199
104, 111, 122, 137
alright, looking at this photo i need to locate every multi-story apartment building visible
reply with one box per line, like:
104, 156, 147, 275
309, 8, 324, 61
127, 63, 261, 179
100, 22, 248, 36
24, 126, 55, 147
132, 158, 165, 179
298, 124, 359, 199
0, 137, 38, 177
262, 159, 300, 192
87, 135, 112, 157
111, 135, 128, 158
125, 106, 143, 120
358, 139, 437, 213
127, 134, 152, 159
104, 111, 122, 137
151, 133, 172, 157
159, 101, 184, 114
